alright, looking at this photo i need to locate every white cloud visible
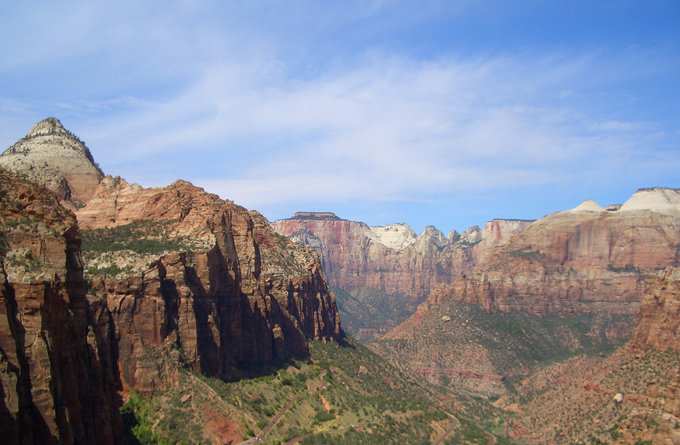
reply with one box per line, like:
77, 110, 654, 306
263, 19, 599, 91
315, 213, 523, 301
76, 50, 669, 211
1, 0, 678, 224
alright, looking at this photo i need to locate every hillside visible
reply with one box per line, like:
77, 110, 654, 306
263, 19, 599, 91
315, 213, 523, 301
436, 194, 680, 315
119, 337, 485, 444
492, 267, 680, 444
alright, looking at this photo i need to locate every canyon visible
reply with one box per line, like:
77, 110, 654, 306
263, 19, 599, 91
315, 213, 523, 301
273, 212, 530, 339
2, 117, 680, 444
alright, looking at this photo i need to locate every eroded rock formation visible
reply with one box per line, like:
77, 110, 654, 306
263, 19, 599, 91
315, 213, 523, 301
1, 118, 342, 401
273, 213, 530, 300
0, 169, 121, 445
79, 180, 341, 390
631, 267, 680, 353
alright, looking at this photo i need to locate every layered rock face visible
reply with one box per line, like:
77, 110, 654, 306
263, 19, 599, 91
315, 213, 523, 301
0, 169, 121, 444
77, 179, 340, 391
490, 268, 680, 444
0, 118, 103, 209
273, 212, 530, 300
631, 267, 680, 353
629, 267, 680, 420
430, 194, 680, 315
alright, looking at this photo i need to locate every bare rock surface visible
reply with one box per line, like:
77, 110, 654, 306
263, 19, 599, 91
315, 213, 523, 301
1, 119, 342, 402
631, 267, 680, 352
79, 179, 341, 391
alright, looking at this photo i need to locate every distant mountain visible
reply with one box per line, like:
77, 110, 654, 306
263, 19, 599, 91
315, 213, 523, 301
428, 192, 680, 315
273, 212, 530, 339
371, 191, 680, 442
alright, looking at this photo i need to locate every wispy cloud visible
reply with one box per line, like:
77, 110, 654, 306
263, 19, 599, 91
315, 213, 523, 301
75, 51, 673, 210
1, 1, 678, 230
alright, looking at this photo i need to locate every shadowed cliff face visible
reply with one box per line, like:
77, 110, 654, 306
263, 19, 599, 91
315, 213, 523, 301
0, 169, 121, 445
78, 178, 341, 391
273, 214, 529, 339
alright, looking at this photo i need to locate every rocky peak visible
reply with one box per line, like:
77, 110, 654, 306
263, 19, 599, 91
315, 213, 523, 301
620, 187, 680, 213
447, 230, 461, 243
0, 118, 103, 208
415, 225, 447, 249
459, 225, 482, 244
368, 223, 417, 250
25, 116, 69, 137
569, 199, 604, 212
480, 219, 533, 248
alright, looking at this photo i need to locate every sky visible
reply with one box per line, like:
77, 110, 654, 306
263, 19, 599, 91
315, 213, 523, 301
1, 1, 679, 234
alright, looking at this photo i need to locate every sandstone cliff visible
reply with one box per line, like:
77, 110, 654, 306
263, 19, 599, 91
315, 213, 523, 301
0, 118, 103, 209
77, 179, 340, 391
428, 193, 680, 315
273, 212, 529, 300
0, 169, 121, 444
273, 213, 530, 340
486, 268, 680, 444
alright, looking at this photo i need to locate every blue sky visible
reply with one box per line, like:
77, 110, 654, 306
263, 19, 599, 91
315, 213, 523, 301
1, 1, 679, 234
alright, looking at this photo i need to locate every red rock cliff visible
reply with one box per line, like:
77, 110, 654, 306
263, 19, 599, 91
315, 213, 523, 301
630, 267, 680, 352
78, 178, 341, 391
272, 215, 528, 299
0, 169, 121, 444
430, 196, 680, 315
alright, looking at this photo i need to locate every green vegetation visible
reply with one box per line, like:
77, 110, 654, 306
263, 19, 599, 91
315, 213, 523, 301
607, 264, 642, 274
121, 391, 165, 445
81, 220, 194, 256
332, 286, 423, 342
373, 299, 634, 403
121, 336, 508, 444
507, 247, 544, 261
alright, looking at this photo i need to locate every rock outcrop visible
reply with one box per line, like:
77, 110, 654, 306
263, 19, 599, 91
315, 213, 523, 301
78, 180, 341, 390
429, 192, 680, 315
0, 169, 121, 444
0, 118, 103, 209
630, 267, 680, 352
273, 213, 530, 340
